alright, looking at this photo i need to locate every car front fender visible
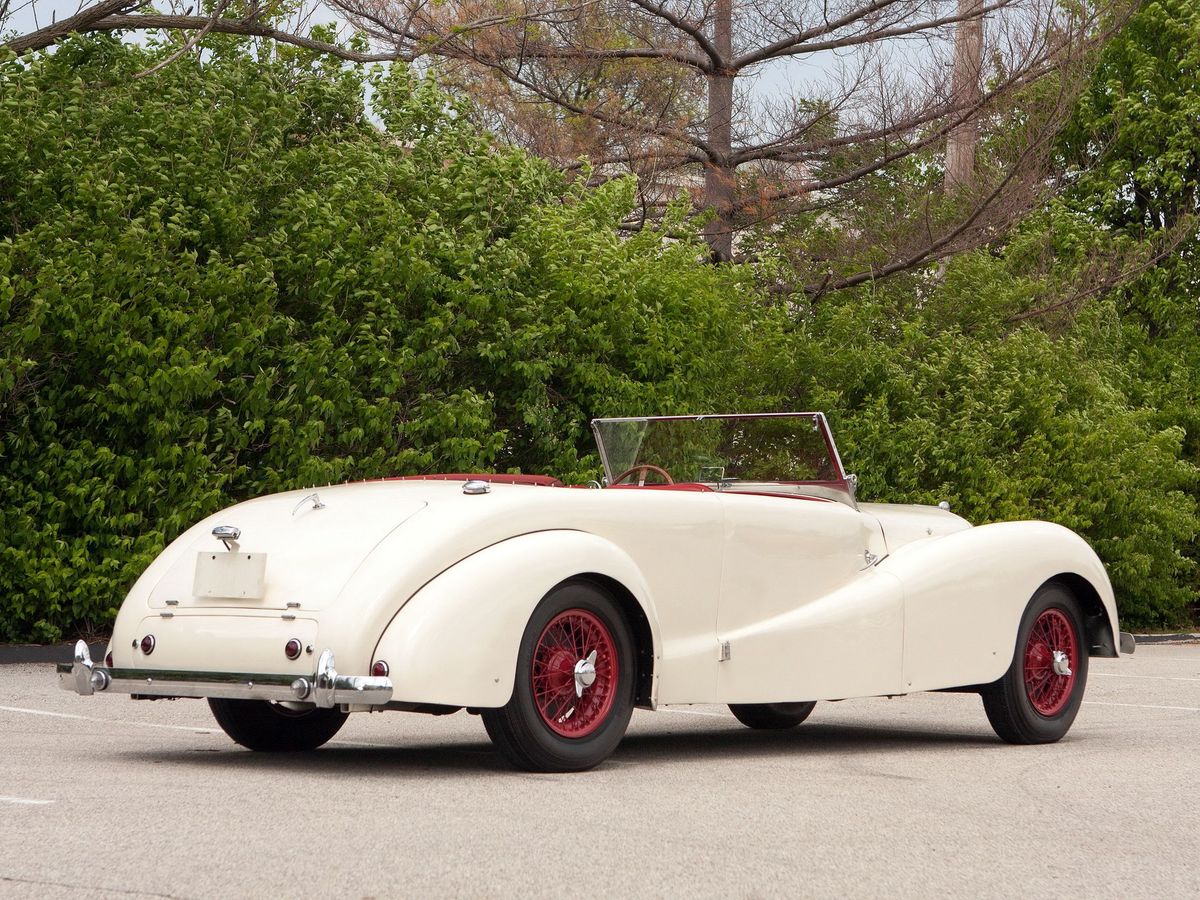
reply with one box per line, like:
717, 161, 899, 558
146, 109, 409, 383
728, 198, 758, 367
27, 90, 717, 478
881, 520, 1120, 692
370, 530, 660, 708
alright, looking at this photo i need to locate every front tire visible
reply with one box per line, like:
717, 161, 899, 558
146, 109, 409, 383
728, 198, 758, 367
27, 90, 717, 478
981, 583, 1089, 744
482, 582, 636, 772
729, 701, 817, 730
208, 698, 348, 752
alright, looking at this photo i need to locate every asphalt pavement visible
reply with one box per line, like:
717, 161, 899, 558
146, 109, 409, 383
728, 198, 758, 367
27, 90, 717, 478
1, 645, 1197, 899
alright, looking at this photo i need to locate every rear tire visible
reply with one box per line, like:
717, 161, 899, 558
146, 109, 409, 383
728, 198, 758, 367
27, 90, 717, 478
728, 701, 817, 730
208, 698, 348, 751
981, 583, 1088, 744
482, 582, 636, 772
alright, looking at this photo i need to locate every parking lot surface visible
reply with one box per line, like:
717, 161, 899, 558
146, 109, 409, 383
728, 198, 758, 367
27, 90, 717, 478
1, 644, 1197, 899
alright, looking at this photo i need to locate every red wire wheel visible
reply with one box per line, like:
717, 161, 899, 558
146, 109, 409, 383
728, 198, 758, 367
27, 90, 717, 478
530, 609, 619, 738
983, 584, 1089, 744
1022, 607, 1079, 717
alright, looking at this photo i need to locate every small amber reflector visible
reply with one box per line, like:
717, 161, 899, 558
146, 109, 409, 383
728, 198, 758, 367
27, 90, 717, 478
371, 660, 389, 678
284, 639, 303, 660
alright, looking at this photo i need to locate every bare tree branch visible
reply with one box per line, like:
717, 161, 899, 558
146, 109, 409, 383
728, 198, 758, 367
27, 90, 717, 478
627, 0, 722, 69
7, 0, 144, 55
733, 0, 1016, 70
133, 0, 233, 79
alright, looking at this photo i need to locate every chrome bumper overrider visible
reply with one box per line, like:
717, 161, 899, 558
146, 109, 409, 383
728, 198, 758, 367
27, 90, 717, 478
1120, 631, 1136, 655
57, 641, 393, 708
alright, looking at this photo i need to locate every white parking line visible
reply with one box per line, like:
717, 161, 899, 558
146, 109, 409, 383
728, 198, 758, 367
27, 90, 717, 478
1083, 700, 1200, 712
1094, 673, 1200, 682
0, 705, 214, 734
0, 796, 53, 806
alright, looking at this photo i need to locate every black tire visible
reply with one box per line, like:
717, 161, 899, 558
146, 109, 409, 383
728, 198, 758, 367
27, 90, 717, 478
728, 701, 817, 730
207, 698, 348, 752
981, 582, 1089, 744
481, 582, 636, 772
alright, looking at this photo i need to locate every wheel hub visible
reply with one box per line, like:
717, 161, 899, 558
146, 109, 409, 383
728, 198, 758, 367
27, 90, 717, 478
574, 651, 598, 698
1051, 648, 1072, 677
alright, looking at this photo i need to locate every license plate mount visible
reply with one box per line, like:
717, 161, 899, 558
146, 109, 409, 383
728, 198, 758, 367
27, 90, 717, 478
193, 551, 267, 600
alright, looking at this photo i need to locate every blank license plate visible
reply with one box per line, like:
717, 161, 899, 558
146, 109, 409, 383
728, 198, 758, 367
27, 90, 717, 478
193, 551, 267, 599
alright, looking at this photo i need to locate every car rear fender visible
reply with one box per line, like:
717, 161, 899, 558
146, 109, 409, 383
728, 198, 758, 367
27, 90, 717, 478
881, 520, 1119, 692
371, 530, 660, 708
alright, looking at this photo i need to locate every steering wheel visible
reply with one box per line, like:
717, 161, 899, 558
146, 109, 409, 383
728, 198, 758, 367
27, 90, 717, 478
610, 464, 675, 486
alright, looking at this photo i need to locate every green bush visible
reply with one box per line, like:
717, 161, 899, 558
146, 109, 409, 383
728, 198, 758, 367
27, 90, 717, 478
781, 264, 1199, 629
0, 38, 770, 641
3, 29, 1196, 642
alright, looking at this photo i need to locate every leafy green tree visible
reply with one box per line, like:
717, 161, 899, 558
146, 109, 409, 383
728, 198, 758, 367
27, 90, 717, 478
781, 271, 1199, 628
0, 37, 772, 641
738, 0, 1200, 629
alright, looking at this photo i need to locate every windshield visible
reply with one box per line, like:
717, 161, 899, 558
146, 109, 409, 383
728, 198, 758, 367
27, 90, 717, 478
591, 413, 846, 490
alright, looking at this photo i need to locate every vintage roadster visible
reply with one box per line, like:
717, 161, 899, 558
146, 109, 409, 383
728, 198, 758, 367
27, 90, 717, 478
60, 413, 1134, 771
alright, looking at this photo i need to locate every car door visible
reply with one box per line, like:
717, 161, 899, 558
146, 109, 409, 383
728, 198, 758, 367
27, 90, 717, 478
714, 492, 904, 703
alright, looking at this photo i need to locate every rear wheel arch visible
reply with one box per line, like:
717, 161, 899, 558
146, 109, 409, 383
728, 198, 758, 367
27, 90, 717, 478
559, 573, 656, 709
482, 580, 637, 771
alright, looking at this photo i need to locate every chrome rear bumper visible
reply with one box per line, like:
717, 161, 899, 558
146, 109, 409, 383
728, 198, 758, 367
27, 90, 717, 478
57, 640, 392, 708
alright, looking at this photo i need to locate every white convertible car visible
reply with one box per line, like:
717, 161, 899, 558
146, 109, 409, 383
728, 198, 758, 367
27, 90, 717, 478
60, 413, 1135, 771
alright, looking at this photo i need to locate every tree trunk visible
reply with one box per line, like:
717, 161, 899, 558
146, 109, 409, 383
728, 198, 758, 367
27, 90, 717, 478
703, 0, 735, 261
944, 0, 985, 191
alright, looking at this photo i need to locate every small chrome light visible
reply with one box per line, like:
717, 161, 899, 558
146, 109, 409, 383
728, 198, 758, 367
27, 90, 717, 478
211, 524, 241, 550
284, 639, 303, 661
140, 634, 156, 655
371, 660, 389, 677
462, 480, 490, 495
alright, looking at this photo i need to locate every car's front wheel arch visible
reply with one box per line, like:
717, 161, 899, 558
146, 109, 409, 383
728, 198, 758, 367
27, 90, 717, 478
1047, 572, 1117, 658
981, 580, 1089, 744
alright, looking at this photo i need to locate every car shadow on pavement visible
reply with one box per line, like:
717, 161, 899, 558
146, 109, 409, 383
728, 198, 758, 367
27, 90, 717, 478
614, 721, 999, 766
122, 741, 512, 777
117, 720, 999, 777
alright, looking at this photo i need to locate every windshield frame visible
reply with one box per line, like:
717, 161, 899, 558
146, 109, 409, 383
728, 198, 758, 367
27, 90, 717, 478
589, 412, 853, 504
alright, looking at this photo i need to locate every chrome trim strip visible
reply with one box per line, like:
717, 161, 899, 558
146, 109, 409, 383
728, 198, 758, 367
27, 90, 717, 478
56, 641, 392, 707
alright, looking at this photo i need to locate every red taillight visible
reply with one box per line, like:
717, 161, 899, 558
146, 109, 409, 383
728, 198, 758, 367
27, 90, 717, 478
140, 634, 155, 655
105, 652, 113, 668
284, 639, 302, 661
371, 660, 389, 677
